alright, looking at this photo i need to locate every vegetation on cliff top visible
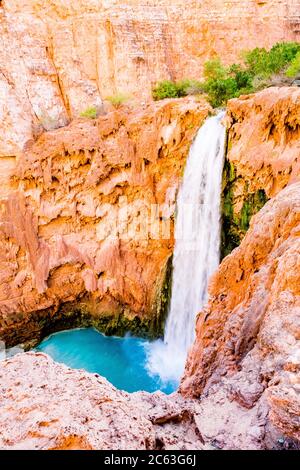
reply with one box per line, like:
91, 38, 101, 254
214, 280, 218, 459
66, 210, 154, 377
153, 42, 300, 107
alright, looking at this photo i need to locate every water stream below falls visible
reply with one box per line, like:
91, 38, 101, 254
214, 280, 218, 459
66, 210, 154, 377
36, 112, 226, 393
146, 111, 226, 382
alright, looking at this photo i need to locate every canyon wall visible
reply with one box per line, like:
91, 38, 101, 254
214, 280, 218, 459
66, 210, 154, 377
181, 88, 300, 445
1, 183, 300, 450
222, 86, 300, 256
0, 97, 210, 347
1, 0, 300, 157
181, 182, 300, 445
0, 87, 299, 449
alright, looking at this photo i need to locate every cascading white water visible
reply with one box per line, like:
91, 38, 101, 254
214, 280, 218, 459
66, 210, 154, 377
146, 111, 226, 383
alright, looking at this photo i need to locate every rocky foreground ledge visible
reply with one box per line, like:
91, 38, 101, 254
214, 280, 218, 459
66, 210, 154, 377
0, 351, 290, 450
1, 182, 300, 450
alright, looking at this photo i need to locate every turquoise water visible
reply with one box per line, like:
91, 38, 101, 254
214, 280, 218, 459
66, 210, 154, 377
36, 328, 177, 394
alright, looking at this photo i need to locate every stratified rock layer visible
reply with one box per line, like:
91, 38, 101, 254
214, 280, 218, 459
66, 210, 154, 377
1, 86, 300, 449
1, 0, 300, 155
0, 98, 210, 346
181, 182, 300, 445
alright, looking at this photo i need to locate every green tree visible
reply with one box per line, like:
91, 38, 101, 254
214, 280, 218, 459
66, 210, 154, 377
152, 80, 180, 100
203, 58, 227, 81
286, 51, 300, 78
203, 78, 238, 108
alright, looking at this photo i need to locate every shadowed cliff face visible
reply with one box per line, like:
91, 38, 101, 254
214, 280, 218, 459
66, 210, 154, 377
0, 97, 210, 347
1, 0, 300, 156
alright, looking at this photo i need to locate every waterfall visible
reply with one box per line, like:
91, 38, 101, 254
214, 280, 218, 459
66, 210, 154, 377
146, 111, 226, 384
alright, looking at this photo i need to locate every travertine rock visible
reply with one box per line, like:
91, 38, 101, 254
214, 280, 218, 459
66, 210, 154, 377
1, 0, 299, 155
221, 87, 300, 255
0, 352, 194, 450
0, 352, 287, 450
2, 97, 299, 449
226, 87, 300, 200
0, 97, 210, 346
181, 182, 300, 445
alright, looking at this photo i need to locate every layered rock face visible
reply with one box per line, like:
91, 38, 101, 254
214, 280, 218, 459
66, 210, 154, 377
1, 0, 300, 156
1, 86, 300, 448
0, 97, 210, 347
222, 86, 300, 256
181, 182, 300, 445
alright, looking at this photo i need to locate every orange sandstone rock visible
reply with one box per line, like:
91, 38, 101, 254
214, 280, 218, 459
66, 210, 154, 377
181, 182, 300, 444
1, 1, 299, 155
0, 97, 210, 346
221, 87, 300, 255
226, 87, 300, 200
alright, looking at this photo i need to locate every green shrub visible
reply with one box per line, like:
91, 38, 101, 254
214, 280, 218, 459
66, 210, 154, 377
244, 42, 300, 78
286, 51, 300, 77
203, 77, 238, 108
152, 79, 204, 100
202, 62, 252, 107
269, 42, 300, 70
174, 79, 192, 97
107, 93, 130, 108
203, 58, 227, 81
152, 80, 180, 100
152, 42, 300, 107
229, 64, 253, 91
80, 106, 98, 119
243, 47, 270, 77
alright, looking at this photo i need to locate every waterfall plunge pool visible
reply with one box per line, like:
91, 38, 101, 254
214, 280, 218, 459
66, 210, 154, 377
36, 112, 226, 394
36, 327, 178, 394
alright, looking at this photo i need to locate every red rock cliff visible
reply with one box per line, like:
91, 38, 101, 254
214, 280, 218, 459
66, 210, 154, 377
221, 86, 300, 255
181, 182, 300, 445
0, 87, 299, 450
1, 0, 299, 156
0, 97, 210, 346
181, 88, 300, 445
181, 88, 300, 441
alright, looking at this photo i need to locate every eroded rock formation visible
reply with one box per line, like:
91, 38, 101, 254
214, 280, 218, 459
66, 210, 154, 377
222, 86, 300, 256
181, 182, 300, 445
0, 351, 294, 450
0, 97, 210, 347
0, 352, 203, 450
1, 0, 300, 156
1, 86, 300, 450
